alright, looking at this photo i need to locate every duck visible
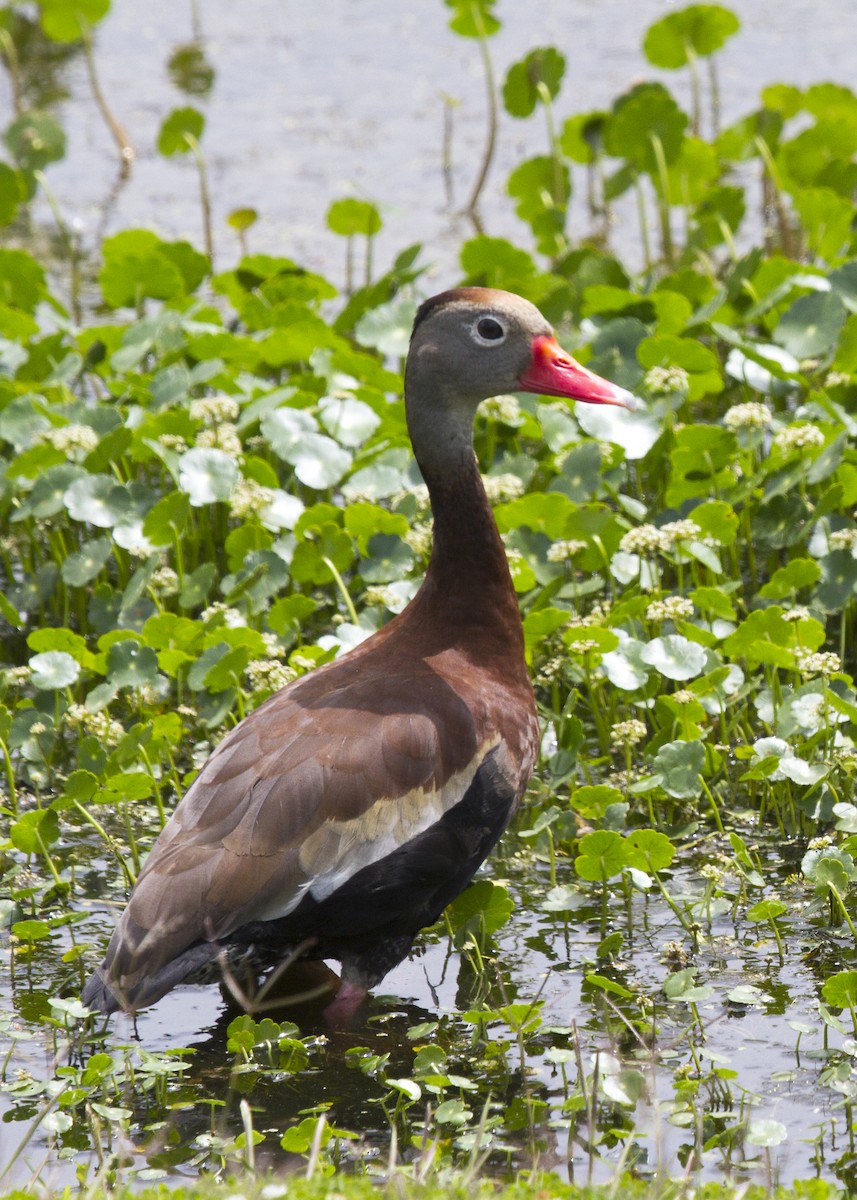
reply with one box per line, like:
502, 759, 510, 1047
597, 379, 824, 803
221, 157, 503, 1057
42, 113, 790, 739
82, 287, 634, 1024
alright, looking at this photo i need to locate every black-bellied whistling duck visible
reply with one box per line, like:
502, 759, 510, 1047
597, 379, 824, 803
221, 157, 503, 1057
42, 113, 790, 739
82, 287, 634, 1024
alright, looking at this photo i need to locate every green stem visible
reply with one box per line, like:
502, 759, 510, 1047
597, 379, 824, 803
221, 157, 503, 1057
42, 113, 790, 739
185, 133, 214, 262
464, 15, 497, 220
322, 557, 358, 625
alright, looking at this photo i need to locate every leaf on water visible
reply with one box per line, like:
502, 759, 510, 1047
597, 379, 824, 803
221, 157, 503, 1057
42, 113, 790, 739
28, 650, 80, 690
178, 447, 240, 505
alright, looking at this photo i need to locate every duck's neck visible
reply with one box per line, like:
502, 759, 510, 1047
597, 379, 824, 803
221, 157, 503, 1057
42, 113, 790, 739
407, 442, 526, 666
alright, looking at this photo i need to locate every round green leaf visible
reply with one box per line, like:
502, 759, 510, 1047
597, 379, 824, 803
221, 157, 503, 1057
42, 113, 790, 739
640, 634, 707, 680
61, 537, 112, 586
326, 197, 382, 238
64, 475, 134, 527
5, 111, 66, 171
28, 650, 80, 690
38, 0, 110, 41
823, 970, 857, 1009
604, 83, 688, 172
774, 291, 847, 359
575, 830, 628, 881
643, 5, 740, 68
157, 106, 205, 156
502, 47, 566, 118
178, 447, 240, 505
651, 739, 705, 799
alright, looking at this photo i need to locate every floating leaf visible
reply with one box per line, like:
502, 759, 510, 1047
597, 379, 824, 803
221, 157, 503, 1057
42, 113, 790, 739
640, 635, 707, 680
28, 651, 81, 690
502, 47, 566, 118
178, 447, 240, 505
643, 5, 740, 68
157, 106, 205, 155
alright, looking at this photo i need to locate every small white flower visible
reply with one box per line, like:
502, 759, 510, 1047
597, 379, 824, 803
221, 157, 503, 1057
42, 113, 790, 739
646, 595, 694, 622
196, 423, 242, 456
619, 524, 670, 555
645, 365, 690, 396
483, 473, 525, 503
723, 401, 772, 432
774, 424, 825, 454
611, 719, 647, 748
547, 538, 587, 563
43, 423, 99, 459
231, 478, 275, 520
481, 394, 522, 425
190, 395, 240, 425
794, 648, 841, 677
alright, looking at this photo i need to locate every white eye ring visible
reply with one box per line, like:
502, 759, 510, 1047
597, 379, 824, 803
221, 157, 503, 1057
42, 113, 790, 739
471, 315, 507, 345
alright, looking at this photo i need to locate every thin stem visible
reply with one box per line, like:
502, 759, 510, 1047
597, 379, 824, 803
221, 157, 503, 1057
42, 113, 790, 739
464, 17, 497, 220
322, 556, 358, 624
185, 133, 213, 262
81, 25, 134, 177
0, 29, 23, 117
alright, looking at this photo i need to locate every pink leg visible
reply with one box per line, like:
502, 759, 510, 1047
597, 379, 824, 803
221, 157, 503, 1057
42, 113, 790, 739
323, 979, 369, 1029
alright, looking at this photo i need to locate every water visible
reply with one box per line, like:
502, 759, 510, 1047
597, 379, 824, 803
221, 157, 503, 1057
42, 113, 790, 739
8, 0, 856, 287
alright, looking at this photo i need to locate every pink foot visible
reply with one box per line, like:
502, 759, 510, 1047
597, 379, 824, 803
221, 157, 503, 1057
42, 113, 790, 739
323, 980, 369, 1029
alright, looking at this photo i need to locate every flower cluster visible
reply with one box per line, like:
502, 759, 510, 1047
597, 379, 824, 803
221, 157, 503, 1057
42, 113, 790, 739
190, 395, 240, 425
231, 478, 275, 520
828, 528, 857, 552
794, 648, 842, 677
722, 401, 772, 431
481, 394, 522, 424
150, 566, 179, 596
43, 423, 99, 458
646, 595, 694, 622
245, 659, 297, 692
773, 424, 825, 454
644, 365, 690, 395
619, 524, 671, 554
610, 718, 647, 748
547, 538, 587, 563
64, 704, 125, 746
196, 423, 242, 456
483, 473, 526, 503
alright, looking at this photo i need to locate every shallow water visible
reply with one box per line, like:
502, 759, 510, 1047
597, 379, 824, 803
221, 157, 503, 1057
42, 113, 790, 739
3, 837, 855, 1191
7, 0, 856, 286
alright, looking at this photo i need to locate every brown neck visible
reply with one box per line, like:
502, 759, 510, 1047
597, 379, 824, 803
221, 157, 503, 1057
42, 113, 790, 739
404, 449, 527, 670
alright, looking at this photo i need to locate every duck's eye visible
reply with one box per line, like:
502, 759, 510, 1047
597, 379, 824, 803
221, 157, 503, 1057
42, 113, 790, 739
474, 316, 506, 343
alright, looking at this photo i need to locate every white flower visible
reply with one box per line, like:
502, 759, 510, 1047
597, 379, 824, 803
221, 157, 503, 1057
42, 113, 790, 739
645, 365, 690, 395
43, 424, 99, 458
190, 395, 240, 425
794, 649, 841, 677
196, 423, 242, 456
773, 424, 825, 454
611, 719, 647, 748
547, 539, 587, 563
481, 394, 522, 425
619, 524, 670, 555
646, 595, 694, 622
723, 401, 772, 431
231, 478, 275, 520
483, 473, 525, 503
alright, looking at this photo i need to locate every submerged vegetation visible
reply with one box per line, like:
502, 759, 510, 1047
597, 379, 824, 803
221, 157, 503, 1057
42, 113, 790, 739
3, 0, 857, 1195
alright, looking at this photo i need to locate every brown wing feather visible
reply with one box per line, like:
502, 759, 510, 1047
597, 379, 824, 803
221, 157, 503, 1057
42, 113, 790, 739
103, 649, 525, 999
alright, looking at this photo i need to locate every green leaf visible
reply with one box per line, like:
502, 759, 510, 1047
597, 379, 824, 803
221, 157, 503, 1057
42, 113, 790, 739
178, 447, 240, 505
61, 537, 113, 587
640, 635, 707, 681
650, 739, 705, 799
143, 490, 191, 546
157, 106, 205, 155
625, 829, 676, 873
758, 556, 821, 599
64, 474, 133, 527
643, 5, 740, 68
28, 650, 81, 690
774, 290, 847, 359
10, 808, 60, 855
5, 111, 66, 172
444, 0, 500, 38
604, 83, 688, 174
822, 970, 857, 1010
326, 198, 382, 238
107, 641, 159, 688
447, 880, 514, 935
38, 0, 110, 41
575, 830, 628, 882
502, 48, 565, 118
